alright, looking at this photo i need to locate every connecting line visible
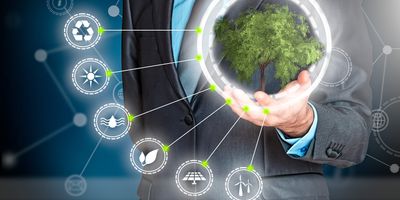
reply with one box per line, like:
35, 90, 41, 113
103, 29, 196, 32
379, 55, 387, 108
112, 58, 196, 74
80, 137, 103, 176
43, 61, 77, 113
249, 115, 267, 166
372, 52, 383, 65
135, 88, 210, 118
168, 103, 227, 147
366, 153, 389, 167
15, 123, 74, 157
93, 47, 121, 82
205, 114, 243, 162
361, 7, 385, 45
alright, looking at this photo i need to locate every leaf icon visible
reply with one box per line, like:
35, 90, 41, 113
145, 149, 159, 165
139, 152, 146, 165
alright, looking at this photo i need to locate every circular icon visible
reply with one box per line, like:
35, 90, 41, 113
72, 58, 110, 95
65, 175, 87, 197
93, 103, 132, 140
371, 109, 389, 132
175, 160, 213, 197
321, 47, 352, 87
47, 0, 74, 16
113, 82, 124, 104
373, 97, 400, 157
197, 0, 332, 109
225, 167, 263, 200
130, 138, 168, 174
64, 13, 101, 50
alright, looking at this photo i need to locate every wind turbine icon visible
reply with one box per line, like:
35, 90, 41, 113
235, 175, 253, 197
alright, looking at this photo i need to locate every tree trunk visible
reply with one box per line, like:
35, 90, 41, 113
259, 63, 268, 91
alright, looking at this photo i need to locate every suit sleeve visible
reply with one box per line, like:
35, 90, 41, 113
122, 0, 144, 140
278, 0, 373, 168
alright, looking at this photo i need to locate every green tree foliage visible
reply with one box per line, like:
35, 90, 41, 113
214, 4, 323, 90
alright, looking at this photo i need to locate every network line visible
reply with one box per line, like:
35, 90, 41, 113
102, 28, 197, 32
168, 103, 227, 147
80, 137, 103, 176
366, 153, 389, 167
134, 88, 211, 119
112, 58, 196, 74
14, 123, 74, 157
249, 115, 267, 167
205, 114, 243, 162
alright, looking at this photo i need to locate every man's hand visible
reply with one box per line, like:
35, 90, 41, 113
224, 70, 314, 138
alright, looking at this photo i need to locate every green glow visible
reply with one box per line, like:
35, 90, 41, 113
225, 98, 233, 106
201, 160, 209, 168
263, 108, 270, 115
242, 105, 250, 113
209, 84, 217, 92
128, 114, 135, 122
106, 69, 113, 78
98, 26, 105, 35
195, 54, 202, 61
162, 145, 170, 152
195, 26, 203, 35
247, 165, 255, 172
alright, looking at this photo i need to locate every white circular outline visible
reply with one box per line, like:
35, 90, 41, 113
175, 160, 214, 197
93, 103, 132, 140
113, 81, 124, 104
225, 167, 263, 200
47, 0, 74, 16
321, 47, 353, 87
64, 13, 102, 50
129, 138, 168, 175
72, 58, 110, 95
373, 97, 400, 157
64, 174, 87, 197
371, 109, 389, 132
197, 0, 332, 110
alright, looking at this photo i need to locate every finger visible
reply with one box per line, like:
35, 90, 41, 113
232, 88, 255, 106
254, 91, 274, 106
297, 70, 311, 88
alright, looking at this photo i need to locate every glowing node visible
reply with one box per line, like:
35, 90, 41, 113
390, 164, 399, 174
382, 45, 392, 55
108, 5, 120, 17
130, 138, 168, 174
73, 113, 87, 127
2, 152, 17, 169
34, 49, 47, 62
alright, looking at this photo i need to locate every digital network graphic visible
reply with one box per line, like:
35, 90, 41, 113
2, 0, 399, 199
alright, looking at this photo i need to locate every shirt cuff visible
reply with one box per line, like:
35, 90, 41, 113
276, 102, 318, 157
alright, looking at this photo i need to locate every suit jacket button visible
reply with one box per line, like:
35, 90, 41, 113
326, 147, 340, 158
184, 115, 194, 126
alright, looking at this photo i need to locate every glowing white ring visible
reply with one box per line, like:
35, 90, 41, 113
72, 58, 110, 95
175, 160, 213, 197
225, 167, 263, 200
64, 13, 102, 50
93, 103, 131, 140
197, 0, 332, 110
130, 138, 168, 174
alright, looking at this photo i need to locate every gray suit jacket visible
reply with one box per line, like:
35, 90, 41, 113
122, 0, 372, 199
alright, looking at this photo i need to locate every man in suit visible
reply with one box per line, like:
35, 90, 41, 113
122, 0, 372, 199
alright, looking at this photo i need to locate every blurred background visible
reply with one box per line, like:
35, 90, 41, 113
0, 0, 399, 199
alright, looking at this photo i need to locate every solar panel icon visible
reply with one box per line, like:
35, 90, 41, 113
182, 171, 206, 185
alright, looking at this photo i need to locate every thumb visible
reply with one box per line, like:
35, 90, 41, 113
254, 91, 273, 105
297, 70, 311, 87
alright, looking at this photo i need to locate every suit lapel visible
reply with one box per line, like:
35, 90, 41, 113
151, 0, 189, 102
